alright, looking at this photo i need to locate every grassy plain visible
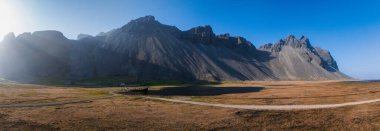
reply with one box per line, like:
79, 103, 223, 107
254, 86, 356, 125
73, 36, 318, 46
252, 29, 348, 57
1, 81, 380, 130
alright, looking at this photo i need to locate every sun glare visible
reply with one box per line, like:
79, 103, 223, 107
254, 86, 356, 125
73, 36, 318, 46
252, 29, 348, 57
0, 1, 18, 38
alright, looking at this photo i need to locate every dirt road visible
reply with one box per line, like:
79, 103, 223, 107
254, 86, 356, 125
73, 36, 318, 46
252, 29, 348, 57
139, 96, 380, 110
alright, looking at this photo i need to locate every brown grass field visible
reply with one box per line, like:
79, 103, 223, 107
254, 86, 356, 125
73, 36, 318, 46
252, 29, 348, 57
1, 81, 380, 130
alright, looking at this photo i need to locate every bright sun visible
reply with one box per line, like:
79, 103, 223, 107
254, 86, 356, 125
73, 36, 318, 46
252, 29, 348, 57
0, 1, 19, 38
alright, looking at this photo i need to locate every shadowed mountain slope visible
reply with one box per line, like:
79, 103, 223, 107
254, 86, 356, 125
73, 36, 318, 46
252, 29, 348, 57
0, 16, 349, 83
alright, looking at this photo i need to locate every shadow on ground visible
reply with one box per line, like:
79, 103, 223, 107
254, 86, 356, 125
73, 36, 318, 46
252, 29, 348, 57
148, 86, 264, 96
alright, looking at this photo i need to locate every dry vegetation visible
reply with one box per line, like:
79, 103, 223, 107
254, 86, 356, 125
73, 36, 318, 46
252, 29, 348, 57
0, 84, 115, 105
1, 81, 380, 130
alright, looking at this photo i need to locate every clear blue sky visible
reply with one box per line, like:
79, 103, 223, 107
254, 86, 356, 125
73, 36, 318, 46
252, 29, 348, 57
2, 0, 380, 80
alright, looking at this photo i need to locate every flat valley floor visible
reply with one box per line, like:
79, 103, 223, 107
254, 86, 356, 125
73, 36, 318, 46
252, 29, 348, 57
1, 81, 380, 130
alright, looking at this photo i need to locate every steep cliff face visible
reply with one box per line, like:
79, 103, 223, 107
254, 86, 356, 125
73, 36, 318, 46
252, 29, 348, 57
0, 16, 350, 83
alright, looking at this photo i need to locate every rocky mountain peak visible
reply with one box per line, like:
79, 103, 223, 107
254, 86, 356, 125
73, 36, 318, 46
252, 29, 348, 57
279, 35, 312, 49
300, 35, 307, 40
32, 30, 68, 41
188, 25, 214, 36
259, 35, 341, 72
134, 15, 156, 23
260, 35, 316, 51
121, 15, 164, 33
215, 34, 255, 50
286, 34, 296, 39
299, 35, 311, 45
77, 34, 92, 40
3, 32, 16, 42
16, 32, 32, 39
182, 25, 216, 45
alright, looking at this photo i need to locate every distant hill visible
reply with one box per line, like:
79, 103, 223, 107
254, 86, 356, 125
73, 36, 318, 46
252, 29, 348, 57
0, 15, 350, 83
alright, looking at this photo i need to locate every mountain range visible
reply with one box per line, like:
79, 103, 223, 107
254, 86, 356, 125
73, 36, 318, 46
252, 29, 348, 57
0, 16, 349, 83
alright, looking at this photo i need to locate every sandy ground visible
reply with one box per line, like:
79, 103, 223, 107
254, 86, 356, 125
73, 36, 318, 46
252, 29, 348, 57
1, 81, 380, 130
